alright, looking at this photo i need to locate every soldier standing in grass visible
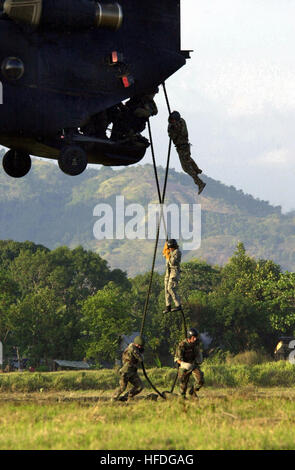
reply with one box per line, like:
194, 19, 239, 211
163, 239, 182, 314
168, 111, 206, 195
112, 336, 145, 401
174, 328, 204, 399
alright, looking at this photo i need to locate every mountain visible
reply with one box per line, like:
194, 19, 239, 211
0, 152, 294, 276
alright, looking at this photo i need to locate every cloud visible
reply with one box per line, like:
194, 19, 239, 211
255, 148, 292, 167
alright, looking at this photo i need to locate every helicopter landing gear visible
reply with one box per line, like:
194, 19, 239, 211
2, 149, 32, 178
58, 145, 87, 176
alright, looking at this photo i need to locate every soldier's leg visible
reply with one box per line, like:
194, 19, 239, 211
112, 372, 129, 399
191, 367, 204, 392
178, 146, 202, 176
164, 274, 172, 308
178, 147, 206, 194
127, 373, 143, 398
178, 368, 190, 397
167, 275, 181, 309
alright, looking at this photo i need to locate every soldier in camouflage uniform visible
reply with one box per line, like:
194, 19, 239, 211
174, 328, 204, 398
111, 88, 158, 142
163, 239, 182, 314
168, 111, 206, 195
113, 336, 145, 401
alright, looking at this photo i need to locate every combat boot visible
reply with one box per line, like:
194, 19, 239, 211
171, 305, 182, 312
189, 386, 199, 399
198, 181, 206, 195
163, 305, 171, 314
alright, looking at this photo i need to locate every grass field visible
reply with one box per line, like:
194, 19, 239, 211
0, 364, 295, 450
1, 361, 295, 392
0, 388, 295, 450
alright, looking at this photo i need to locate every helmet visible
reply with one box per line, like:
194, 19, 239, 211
187, 328, 199, 339
169, 111, 181, 122
150, 86, 159, 94
133, 336, 145, 347
167, 239, 178, 249
145, 87, 159, 98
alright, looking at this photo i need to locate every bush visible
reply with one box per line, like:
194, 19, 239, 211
35, 366, 51, 372
225, 350, 272, 366
0, 363, 295, 392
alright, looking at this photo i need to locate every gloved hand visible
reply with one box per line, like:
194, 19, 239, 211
179, 361, 194, 372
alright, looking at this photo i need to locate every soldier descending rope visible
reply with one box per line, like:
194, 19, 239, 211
163, 239, 182, 314
168, 111, 206, 195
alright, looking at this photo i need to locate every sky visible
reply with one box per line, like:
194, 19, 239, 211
148, 0, 295, 213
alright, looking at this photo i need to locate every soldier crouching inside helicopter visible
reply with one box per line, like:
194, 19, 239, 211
175, 328, 204, 399
112, 336, 145, 401
80, 110, 109, 139
168, 111, 206, 195
111, 88, 159, 142
163, 239, 182, 314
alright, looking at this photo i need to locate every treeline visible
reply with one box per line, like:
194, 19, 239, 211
0, 240, 294, 368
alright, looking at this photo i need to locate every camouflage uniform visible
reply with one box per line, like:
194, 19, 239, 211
165, 247, 182, 309
111, 94, 158, 141
113, 343, 144, 399
174, 338, 204, 397
81, 110, 108, 139
126, 94, 158, 134
168, 118, 205, 190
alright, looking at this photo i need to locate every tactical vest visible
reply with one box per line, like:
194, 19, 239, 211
122, 344, 140, 367
178, 340, 200, 363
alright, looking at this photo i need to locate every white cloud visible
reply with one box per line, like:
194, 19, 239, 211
254, 148, 292, 167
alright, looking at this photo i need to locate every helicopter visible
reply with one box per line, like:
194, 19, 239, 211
0, 0, 190, 177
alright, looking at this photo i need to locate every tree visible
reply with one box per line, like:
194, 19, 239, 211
196, 243, 283, 353
265, 272, 295, 335
81, 282, 134, 363
9, 287, 68, 364
179, 259, 221, 298
0, 271, 18, 344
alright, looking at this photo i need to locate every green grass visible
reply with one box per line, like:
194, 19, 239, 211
1, 363, 295, 450
0, 389, 295, 450
1, 364, 295, 450
0, 362, 294, 392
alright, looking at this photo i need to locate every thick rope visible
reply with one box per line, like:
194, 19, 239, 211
165, 307, 188, 395
139, 83, 188, 399
140, 124, 171, 336
162, 81, 172, 115
141, 362, 166, 399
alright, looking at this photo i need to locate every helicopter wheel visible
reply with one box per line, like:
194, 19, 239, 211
58, 145, 88, 176
2, 149, 32, 178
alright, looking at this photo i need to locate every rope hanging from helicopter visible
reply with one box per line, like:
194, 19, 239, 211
139, 82, 188, 400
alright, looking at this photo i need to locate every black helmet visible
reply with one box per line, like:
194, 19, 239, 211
187, 328, 199, 339
167, 239, 178, 249
145, 86, 159, 96
169, 111, 181, 122
133, 335, 145, 347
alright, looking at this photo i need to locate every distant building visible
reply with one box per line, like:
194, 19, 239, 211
53, 360, 90, 371
274, 337, 295, 361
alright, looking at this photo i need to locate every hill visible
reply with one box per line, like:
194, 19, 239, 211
0, 153, 294, 275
